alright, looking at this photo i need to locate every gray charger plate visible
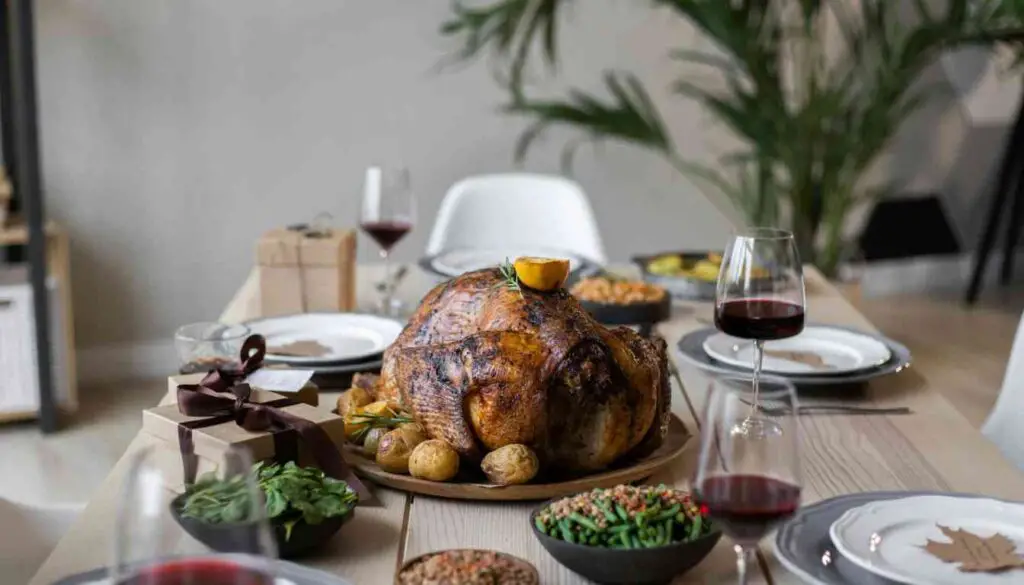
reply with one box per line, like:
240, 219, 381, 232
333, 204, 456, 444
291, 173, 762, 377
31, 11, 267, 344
774, 491, 1017, 585
419, 249, 602, 281
51, 554, 354, 585
676, 326, 911, 387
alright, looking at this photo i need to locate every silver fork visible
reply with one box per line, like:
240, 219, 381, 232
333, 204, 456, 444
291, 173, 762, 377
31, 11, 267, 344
741, 398, 912, 416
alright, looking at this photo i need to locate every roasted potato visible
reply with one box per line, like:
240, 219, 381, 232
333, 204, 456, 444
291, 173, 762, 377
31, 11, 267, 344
408, 439, 460, 482
481, 444, 539, 485
336, 387, 373, 419
397, 422, 427, 446
362, 427, 387, 457
343, 400, 394, 442
376, 428, 418, 473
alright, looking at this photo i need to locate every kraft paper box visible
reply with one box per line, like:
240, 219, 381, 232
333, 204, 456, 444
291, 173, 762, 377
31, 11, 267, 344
142, 381, 344, 491
256, 227, 356, 316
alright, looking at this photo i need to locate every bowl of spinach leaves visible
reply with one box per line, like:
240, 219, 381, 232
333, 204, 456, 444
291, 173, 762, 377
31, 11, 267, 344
172, 461, 358, 558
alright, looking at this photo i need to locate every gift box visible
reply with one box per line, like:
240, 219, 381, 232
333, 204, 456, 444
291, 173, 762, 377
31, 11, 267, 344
140, 334, 371, 501
142, 386, 344, 492
256, 225, 356, 316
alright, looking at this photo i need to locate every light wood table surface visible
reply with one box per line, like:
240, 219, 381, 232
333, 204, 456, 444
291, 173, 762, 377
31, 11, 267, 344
31, 265, 1024, 585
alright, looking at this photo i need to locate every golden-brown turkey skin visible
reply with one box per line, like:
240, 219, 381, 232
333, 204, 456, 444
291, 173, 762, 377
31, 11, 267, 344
378, 268, 667, 473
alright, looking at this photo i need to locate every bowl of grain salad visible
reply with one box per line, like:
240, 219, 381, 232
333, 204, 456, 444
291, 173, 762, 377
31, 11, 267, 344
570, 276, 671, 330
531, 484, 721, 585
396, 549, 539, 585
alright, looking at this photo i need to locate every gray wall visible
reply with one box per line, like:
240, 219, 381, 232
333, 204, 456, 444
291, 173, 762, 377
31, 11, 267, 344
33, 1, 1017, 350
37, 0, 736, 349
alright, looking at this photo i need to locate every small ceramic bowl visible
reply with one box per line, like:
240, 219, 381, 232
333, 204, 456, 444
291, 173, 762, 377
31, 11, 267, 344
530, 501, 722, 585
170, 494, 353, 559
395, 549, 539, 585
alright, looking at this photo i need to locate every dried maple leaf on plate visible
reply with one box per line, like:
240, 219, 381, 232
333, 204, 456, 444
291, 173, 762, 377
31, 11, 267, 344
922, 524, 1024, 572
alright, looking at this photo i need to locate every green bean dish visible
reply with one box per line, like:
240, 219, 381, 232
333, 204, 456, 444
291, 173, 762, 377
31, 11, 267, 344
533, 484, 714, 549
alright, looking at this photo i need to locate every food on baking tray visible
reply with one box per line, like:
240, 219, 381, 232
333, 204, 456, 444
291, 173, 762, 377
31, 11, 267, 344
376, 263, 671, 475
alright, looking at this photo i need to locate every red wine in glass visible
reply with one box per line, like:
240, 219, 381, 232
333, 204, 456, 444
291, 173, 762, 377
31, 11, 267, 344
696, 474, 802, 544
360, 220, 412, 251
118, 559, 272, 585
715, 299, 805, 341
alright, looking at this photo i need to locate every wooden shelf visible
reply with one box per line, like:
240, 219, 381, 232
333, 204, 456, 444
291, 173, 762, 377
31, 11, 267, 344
0, 217, 58, 245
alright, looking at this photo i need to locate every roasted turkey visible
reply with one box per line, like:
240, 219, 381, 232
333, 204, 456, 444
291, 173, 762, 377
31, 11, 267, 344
377, 268, 671, 474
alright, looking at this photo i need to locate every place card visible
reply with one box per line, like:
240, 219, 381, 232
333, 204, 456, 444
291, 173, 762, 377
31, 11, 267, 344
246, 368, 316, 394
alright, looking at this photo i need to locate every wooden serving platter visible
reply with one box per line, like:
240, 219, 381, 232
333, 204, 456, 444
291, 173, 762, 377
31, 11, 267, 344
345, 414, 691, 501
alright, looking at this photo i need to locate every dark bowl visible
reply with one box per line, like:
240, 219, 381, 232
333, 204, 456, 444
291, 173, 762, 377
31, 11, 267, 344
577, 293, 672, 328
530, 502, 722, 585
170, 494, 353, 559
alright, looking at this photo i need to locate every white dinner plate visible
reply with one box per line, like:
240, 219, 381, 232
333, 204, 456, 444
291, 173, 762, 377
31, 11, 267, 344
703, 325, 892, 375
244, 313, 403, 364
830, 495, 1024, 585
420, 247, 598, 278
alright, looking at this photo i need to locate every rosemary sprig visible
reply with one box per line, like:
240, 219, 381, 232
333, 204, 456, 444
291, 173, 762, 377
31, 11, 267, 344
495, 258, 524, 299
350, 412, 415, 442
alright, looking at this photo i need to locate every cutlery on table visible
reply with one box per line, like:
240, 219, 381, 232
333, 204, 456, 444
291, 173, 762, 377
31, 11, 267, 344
741, 398, 912, 416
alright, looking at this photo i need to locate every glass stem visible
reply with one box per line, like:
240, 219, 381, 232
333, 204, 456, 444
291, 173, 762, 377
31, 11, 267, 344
751, 339, 765, 414
735, 545, 755, 585
380, 249, 391, 316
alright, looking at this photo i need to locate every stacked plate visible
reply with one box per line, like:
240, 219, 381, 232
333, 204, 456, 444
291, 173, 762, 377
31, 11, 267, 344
676, 324, 912, 387
243, 313, 403, 377
419, 247, 602, 279
776, 492, 1024, 584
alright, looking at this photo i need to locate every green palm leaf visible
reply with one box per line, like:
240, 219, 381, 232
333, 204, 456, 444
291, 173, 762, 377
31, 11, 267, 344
507, 71, 674, 165
439, 0, 1024, 273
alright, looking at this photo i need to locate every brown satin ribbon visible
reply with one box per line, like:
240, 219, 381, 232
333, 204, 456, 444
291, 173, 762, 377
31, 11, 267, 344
174, 334, 373, 502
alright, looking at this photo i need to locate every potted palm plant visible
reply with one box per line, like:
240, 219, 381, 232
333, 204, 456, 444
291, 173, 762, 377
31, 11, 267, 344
440, 0, 1024, 277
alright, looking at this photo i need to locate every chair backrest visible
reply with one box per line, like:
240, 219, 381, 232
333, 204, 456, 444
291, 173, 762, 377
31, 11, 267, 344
982, 310, 1024, 470
0, 497, 82, 584
426, 173, 607, 264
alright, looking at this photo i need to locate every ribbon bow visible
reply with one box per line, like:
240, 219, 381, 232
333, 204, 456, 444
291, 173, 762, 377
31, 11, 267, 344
174, 334, 372, 502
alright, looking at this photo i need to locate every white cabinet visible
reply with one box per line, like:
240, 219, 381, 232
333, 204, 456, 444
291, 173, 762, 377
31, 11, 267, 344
0, 267, 71, 415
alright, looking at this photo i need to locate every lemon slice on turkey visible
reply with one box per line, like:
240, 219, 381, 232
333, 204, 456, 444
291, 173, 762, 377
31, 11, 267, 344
513, 257, 570, 291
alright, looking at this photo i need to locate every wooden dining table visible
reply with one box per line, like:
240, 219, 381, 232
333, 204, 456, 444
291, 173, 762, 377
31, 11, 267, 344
30, 264, 1024, 585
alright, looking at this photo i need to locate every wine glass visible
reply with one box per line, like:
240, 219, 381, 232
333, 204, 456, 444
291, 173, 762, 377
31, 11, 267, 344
110, 445, 277, 584
714, 227, 805, 426
694, 375, 802, 585
360, 166, 415, 316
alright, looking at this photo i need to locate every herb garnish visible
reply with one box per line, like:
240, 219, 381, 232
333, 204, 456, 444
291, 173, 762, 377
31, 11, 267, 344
496, 258, 524, 298
180, 461, 358, 541
350, 411, 415, 443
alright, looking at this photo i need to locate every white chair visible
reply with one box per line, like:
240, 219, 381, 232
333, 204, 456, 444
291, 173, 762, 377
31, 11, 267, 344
982, 310, 1024, 470
0, 497, 83, 584
426, 173, 607, 264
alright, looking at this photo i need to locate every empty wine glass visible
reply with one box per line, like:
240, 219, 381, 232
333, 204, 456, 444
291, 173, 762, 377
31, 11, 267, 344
714, 228, 805, 427
360, 166, 415, 316
110, 445, 277, 584
694, 375, 802, 585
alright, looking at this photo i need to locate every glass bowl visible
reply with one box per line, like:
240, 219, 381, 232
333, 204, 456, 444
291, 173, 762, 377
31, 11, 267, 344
174, 322, 250, 375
